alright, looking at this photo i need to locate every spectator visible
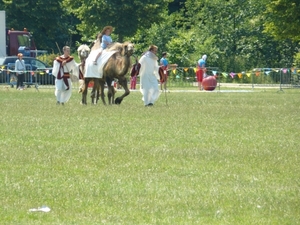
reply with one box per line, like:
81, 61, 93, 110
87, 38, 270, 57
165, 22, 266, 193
160, 52, 169, 91
130, 74, 137, 90
15, 53, 25, 90
130, 58, 140, 90
196, 54, 207, 90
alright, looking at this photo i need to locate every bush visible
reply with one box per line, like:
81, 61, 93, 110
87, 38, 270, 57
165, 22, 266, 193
37, 53, 58, 66
37, 52, 79, 66
293, 52, 300, 67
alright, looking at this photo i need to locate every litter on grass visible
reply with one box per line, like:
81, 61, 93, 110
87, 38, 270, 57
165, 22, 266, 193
29, 206, 51, 212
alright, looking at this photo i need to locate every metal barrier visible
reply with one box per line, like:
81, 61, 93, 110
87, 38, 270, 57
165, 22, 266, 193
7, 63, 33, 87
166, 66, 300, 89
167, 66, 220, 88
1, 63, 55, 88
1, 64, 299, 90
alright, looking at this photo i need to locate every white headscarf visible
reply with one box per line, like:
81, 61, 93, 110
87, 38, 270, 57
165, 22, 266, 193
202, 54, 207, 60
144, 50, 158, 61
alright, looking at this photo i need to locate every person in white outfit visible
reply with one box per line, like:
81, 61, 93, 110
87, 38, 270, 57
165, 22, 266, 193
139, 45, 160, 106
52, 46, 79, 105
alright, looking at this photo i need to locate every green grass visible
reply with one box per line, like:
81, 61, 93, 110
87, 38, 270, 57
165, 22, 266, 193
0, 86, 299, 224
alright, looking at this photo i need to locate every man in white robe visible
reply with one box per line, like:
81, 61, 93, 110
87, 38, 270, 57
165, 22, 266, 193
139, 45, 160, 106
52, 46, 79, 105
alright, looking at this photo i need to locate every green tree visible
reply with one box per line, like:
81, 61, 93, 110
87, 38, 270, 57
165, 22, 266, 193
132, 12, 182, 61
174, 0, 298, 71
0, 0, 80, 53
62, 0, 172, 43
264, 0, 300, 41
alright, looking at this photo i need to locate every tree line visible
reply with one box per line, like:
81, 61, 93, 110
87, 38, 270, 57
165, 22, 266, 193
1, 0, 300, 73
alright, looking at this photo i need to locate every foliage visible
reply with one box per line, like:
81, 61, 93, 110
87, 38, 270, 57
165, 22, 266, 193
264, 0, 300, 41
293, 52, 300, 67
0, 88, 300, 224
0, 0, 81, 53
1, 0, 300, 73
62, 0, 172, 43
166, 30, 203, 67
197, 0, 297, 70
132, 15, 181, 61
37, 53, 59, 67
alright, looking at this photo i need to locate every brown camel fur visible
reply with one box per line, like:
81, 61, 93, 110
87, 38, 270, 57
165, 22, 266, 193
95, 42, 134, 105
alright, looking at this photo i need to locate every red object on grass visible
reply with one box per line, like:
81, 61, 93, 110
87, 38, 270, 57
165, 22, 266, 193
202, 76, 217, 91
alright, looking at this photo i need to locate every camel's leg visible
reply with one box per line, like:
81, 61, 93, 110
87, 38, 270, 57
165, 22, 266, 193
81, 78, 89, 105
96, 79, 100, 104
90, 79, 97, 105
111, 81, 116, 104
92, 79, 100, 104
90, 81, 95, 104
115, 77, 130, 104
99, 79, 106, 105
111, 85, 116, 104
107, 85, 115, 105
106, 77, 114, 105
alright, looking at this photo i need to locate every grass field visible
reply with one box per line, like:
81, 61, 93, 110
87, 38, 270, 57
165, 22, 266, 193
0, 85, 299, 224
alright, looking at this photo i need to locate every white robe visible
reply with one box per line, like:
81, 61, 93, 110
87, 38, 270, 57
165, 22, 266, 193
139, 51, 160, 105
52, 56, 79, 103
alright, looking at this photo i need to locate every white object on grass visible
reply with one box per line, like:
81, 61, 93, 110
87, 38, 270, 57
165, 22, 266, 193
29, 206, 51, 212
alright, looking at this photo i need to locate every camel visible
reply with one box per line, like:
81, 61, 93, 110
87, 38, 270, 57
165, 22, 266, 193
78, 44, 90, 62
81, 37, 106, 105
83, 41, 134, 105
100, 42, 134, 105
77, 44, 90, 94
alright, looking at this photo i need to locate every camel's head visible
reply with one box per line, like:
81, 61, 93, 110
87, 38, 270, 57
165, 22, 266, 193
77, 44, 90, 61
123, 42, 134, 57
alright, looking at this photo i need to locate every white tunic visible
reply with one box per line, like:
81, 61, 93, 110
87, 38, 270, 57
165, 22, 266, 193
52, 56, 79, 103
139, 51, 160, 105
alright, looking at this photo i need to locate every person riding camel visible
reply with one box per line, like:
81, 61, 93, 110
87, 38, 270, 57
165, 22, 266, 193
93, 26, 113, 65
